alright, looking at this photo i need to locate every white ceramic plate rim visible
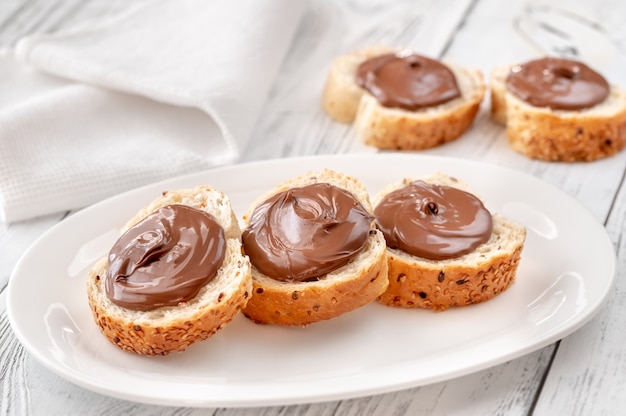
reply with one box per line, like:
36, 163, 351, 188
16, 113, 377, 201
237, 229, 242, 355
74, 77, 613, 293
7, 154, 616, 407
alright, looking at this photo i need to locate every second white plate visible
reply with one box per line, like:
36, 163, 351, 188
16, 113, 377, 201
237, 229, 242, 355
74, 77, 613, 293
7, 154, 615, 407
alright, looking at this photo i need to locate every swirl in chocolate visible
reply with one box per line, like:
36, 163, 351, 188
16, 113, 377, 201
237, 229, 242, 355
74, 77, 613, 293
374, 181, 492, 260
355, 51, 461, 110
105, 204, 226, 311
242, 183, 373, 282
505, 57, 609, 111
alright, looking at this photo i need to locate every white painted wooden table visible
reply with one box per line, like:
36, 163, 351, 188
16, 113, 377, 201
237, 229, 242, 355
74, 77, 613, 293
1, 0, 625, 414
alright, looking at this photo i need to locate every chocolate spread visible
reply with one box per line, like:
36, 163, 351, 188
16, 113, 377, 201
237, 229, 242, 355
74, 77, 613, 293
242, 183, 373, 282
105, 204, 226, 311
355, 51, 461, 110
374, 181, 492, 260
505, 57, 609, 111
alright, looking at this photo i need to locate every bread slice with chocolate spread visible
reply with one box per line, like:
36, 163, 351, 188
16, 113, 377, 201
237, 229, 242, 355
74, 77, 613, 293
490, 58, 626, 162
322, 46, 485, 150
373, 173, 526, 311
86, 186, 252, 356
241, 169, 388, 326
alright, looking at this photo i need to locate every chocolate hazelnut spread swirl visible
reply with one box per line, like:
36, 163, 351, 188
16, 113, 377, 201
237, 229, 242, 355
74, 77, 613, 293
355, 51, 461, 110
505, 57, 609, 111
374, 181, 493, 260
242, 183, 374, 282
106, 204, 226, 311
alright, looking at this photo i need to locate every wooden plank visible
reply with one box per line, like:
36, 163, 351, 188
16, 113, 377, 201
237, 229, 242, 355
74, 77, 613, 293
241, 0, 476, 162
434, 0, 626, 414
1, 0, 625, 414
0, 213, 66, 289
1, 288, 203, 415
428, 0, 626, 222
532, 182, 626, 415
217, 347, 553, 416
238, 0, 559, 415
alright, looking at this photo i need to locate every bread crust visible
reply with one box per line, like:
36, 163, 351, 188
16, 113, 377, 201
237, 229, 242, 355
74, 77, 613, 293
86, 186, 252, 356
373, 174, 526, 311
244, 232, 388, 326
491, 65, 626, 162
241, 169, 389, 326
322, 46, 485, 150
378, 216, 524, 311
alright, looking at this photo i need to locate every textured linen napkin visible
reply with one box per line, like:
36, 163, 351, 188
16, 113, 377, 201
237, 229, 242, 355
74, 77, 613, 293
0, 0, 304, 222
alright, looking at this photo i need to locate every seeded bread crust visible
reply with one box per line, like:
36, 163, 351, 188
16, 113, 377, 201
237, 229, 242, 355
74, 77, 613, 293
373, 174, 526, 311
241, 169, 389, 326
86, 186, 252, 356
322, 46, 486, 150
490, 65, 626, 162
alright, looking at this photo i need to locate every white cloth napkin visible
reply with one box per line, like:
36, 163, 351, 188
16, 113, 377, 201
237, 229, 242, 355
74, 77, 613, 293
0, 0, 304, 222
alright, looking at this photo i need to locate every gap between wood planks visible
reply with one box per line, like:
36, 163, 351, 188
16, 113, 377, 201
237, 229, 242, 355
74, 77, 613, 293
437, 0, 480, 59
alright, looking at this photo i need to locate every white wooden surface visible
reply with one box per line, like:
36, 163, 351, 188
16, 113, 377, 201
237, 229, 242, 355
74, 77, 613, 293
1, 0, 625, 415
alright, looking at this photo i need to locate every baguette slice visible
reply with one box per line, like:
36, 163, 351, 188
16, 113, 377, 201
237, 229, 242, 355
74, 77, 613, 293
241, 169, 388, 326
86, 186, 252, 356
373, 173, 526, 311
322, 46, 485, 150
491, 64, 626, 162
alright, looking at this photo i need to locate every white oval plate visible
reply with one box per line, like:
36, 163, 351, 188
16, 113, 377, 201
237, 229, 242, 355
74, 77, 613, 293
7, 154, 615, 408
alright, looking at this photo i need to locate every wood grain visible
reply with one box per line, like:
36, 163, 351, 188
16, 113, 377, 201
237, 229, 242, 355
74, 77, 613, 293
533, 180, 626, 415
1, 0, 625, 414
